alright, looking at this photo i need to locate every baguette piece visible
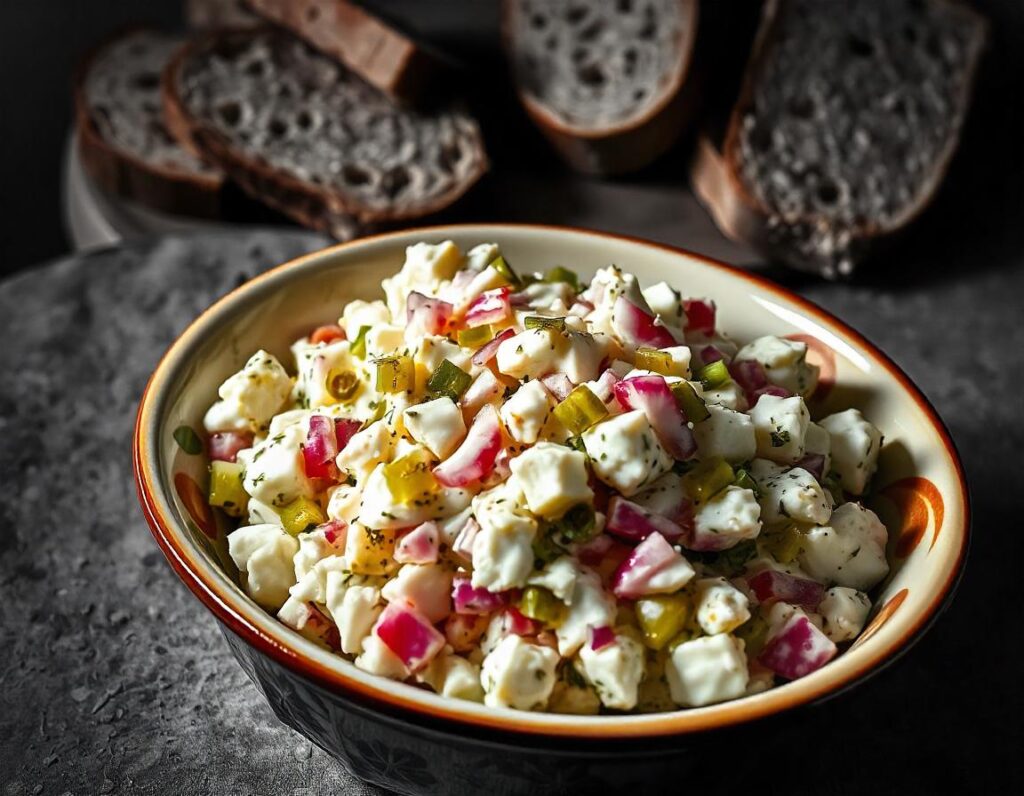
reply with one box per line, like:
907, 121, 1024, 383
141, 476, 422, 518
75, 29, 224, 218
162, 28, 487, 240
692, 0, 987, 277
502, 0, 699, 175
244, 0, 448, 105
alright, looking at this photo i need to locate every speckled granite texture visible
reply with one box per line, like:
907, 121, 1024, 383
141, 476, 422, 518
1, 230, 1021, 795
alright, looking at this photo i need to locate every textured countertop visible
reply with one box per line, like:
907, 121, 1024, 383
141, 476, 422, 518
1, 225, 1021, 796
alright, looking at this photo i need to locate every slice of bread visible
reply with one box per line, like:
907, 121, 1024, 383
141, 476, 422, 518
692, 0, 987, 277
244, 0, 448, 105
185, 0, 260, 30
502, 0, 699, 175
162, 28, 487, 239
75, 29, 225, 217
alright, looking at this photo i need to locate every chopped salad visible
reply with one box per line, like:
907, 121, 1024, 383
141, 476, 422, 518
201, 241, 889, 713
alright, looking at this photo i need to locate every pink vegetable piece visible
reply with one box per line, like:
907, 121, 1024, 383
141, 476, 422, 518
611, 532, 690, 599
406, 291, 453, 336
541, 373, 574, 401
465, 287, 512, 328
394, 522, 441, 564
505, 607, 540, 637
758, 613, 837, 680
613, 295, 677, 349
451, 517, 481, 563
590, 369, 621, 402
588, 625, 616, 652
319, 519, 348, 548
334, 418, 361, 452
433, 404, 502, 487
729, 359, 768, 402
796, 454, 826, 483
303, 415, 339, 479
700, 345, 726, 365
683, 298, 716, 336
452, 575, 509, 615
459, 370, 503, 421
613, 375, 696, 459
746, 569, 825, 609
471, 327, 516, 366
751, 385, 792, 404
576, 533, 614, 565
208, 431, 253, 463
374, 603, 446, 672
606, 496, 686, 543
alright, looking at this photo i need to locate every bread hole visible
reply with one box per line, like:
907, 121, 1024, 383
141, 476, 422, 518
217, 100, 243, 127
530, 13, 547, 30
639, 8, 657, 40
633, 89, 645, 102
846, 34, 875, 58
787, 95, 815, 120
439, 142, 463, 173
816, 180, 840, 206
381, 166, 411, 199
305, 3, 321, 23
749, 125, 773, 154
623, 48, 638, 76
296, 110, 315, 131
133, 72, 160, 91
618, 0, 634, 12
902, 24, 919, 44
268, 118, 289, 139
580, 20, 604, 42
245, 59, 267, 78
577, 63, 605, 87
566, 5, 587, 24
342, 164, 371, 186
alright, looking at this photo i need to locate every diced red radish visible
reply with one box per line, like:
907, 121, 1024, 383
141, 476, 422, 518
303, 415, 339, 480
606, 496, 686, 543
444, 612, 489, 653
590, 369, 621, 402
541, 373, 574, 401
459, 370, 503, 422
394, 522, 440, 564
683, 298, 716, 336
613, 296, 677, 349
301, 602, 342, 651
796, 454, 826, 482
576, 533, 614, 566
465, 287, 512, 328
611, 532, 692, 599
508, 290, 533, 308
588, 625, 616, 652
374, 603, 445, 672
505, 607, 540, 637
482, 446, 513, 487
407, 291, 453, 336
729, 359, 766, 392
452, 575, 509, 615
747, 569, 825, 609
309, 324, 346, 345
334, 418, 361, 451
700, 344, 726, 365
613, 375, 696, 459
451, 517, 480, 563
208, 431, 253, 463
751, 385, 792, 404
433, 404, 502, 487
471, 328, 516, 366
758, 613, 837, 680
319, 519, 348, 548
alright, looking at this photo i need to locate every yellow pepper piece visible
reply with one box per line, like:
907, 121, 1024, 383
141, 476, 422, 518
374, 354, 414, 394
347, 523, 397, 575
383, 448, 439, 505
457, 324, 492, 348
682, 457, 735, 505
553, 385, 608, 435
208, 461, 248, 517
635, 593, 693, 651
518, 586, 568, 628
279, 496, 327, 536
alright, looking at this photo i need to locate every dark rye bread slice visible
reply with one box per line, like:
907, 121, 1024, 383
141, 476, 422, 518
185, 0, 261, 30
75, 29, 225, 217
502, 0, 699, 175
692, 0, 987, 278
244, 0, 448, 105
162, 28, 487, 240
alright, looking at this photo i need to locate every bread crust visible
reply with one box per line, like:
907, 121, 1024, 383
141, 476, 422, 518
244, 0, 446, 105
693, 0, 988, 275
74, 27, 225, 219
501, 0, 700, 176
161, 28, 488, 237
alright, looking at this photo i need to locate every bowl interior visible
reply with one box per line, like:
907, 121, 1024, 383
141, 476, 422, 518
137, 224, 967, 738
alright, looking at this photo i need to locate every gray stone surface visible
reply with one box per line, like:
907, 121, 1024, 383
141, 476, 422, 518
1, 228, 1021, 795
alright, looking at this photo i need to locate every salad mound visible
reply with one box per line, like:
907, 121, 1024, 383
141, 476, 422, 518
201, 241, 889, 713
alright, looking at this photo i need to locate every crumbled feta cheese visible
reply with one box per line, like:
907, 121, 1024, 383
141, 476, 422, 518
695, 577, 752, 635
666, 634, 749, 707
579, 634, 646, 710
749, 459, 832, 526
381, 240, 462, 318
418, 652, 484, 702
471, 480, 538, 592
205, 350, 292, 433
495, 328, 565, 380
694, 404, 757, 463
335, 420, 396, 480
804, 421, 833, 474
556, 569, 616, 656
293, 528, 338, 582
692, 486, 762, 550
292, 340, 359, 409
701, 380, 748, 411
583, 410, 673, 497
228, 524, 299, 610
641, 281, 684, 327
527, 556, 580, 603
660, 345, 692, 378
415, 335, 472, 375
242, 423, 316, 507
381, 563, 454, 623
355, 634, 409, 679
339, 299, 390, 341
509, 442, 593, 519
326, 483, 362, 524
499, 380, 553, 444
819, 409, 883, 496
798, 503, 889, 590
734, 336, 819, 397
358, 461, 473, 530
364, 324, 406, 359
559, 331, 611, 384
328, 584, 382, 655
818, 587, 871, 642
403, 397, 467, 459
749, 394, 810, 464
481, 635, 560, 710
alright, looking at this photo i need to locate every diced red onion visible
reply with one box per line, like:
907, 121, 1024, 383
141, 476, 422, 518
541, 373, 574, 401
505, 607, 540, 637
443, 612, 489, 653
758, 613, 837, 680
575, 533, 614, 565
459, 370, 503, 421
683, 299, 716, 336
465, 287, 512, 328
319, 519, 348, 547
303, 415, 339, 480
606, 496, 686, 543
796, 454, 826, 483
333, 418, 361, 452
728, 360, 768, 403
407, 291, 453, 336
452, 575, 509, 615
433, 405, 502, 487
613, 375, 696, 460
611, 531, 688, 599
747, 569, 825, 609
613, 295, 677, 349
451, 517, 480, 563
303, 602, 341, 651
208, 431, 253, 463
394, 522, 440, 565
700, 345, 726, 365
588, 625, 616, 652
471, 328, 516, 366
374, 603, 445, 672
751, 385, 792, 404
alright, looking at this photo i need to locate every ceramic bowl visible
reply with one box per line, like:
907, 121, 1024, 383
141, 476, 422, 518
134, 224, 968, 795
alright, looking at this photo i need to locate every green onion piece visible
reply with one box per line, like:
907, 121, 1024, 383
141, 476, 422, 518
326, 368, 359, 402
524, 316, 567, 332
697, 360, 731, 389
682, 457, 735, 504
732, 468, 759, 496
374, 354, 414, 394
384, 448, 438, 504
426, 359, 472, 401
634, 347, 674, 375
566, 435, 587, 454
350, 325, 371, 358
518, 586, 567, 627
548, 504, 597, 544
208, 461, 248, 517
670, 381, 711, 422
173, 425, 203, 455
553, 385, 608, 435
457, 324, 492, 348
489, 255, 520, 288
544, 266, 580, 292
279, 496, 326, 536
